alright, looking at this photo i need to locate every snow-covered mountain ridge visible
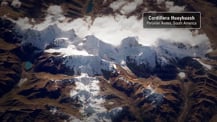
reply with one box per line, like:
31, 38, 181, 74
15, 23, 211, 77
8, 2, 211, 77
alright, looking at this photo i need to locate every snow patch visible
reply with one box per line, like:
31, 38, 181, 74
109, 0, 127, 11
109, 0, 143, 14
11, 0, 21, 8
103, 0, 107, 4
14, 17, 32, 29
120, 0, 143, 14
49, 107, 57, 115
178, 72, 186, 79
47, 5, 65, 22
194, 58, 212, 70
45, 45, 92, 57
1, 1, 8, 6
147, 84, 155, 95
165, 1, 185, 12
168, 6, 185, 12
157, 0, 165, 4
68, 116, 82, 122
165, 1, 174, 8
47, 5, 63, 15
18, 78, 28, 87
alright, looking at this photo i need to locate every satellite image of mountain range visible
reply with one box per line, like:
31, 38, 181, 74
0, 0, 217, 122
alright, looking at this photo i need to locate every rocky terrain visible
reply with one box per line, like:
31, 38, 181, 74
0, 0, 217, 122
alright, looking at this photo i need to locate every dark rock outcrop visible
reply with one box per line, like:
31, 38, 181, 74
34, 53, 74, 75
0, 52, 22, 97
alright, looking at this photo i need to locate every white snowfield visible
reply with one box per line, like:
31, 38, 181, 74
193, 58, 212, 70
178, 72, 186, 79
68, 73, 125, 122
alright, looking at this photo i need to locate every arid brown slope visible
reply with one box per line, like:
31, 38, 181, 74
110, 65, 184, 122
183, 0, 217, 49
0, 72, 82, 122
178, 57, 217, 122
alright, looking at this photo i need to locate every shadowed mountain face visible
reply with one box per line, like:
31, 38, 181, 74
0, 18, 22, 97
0, 0, 217, 122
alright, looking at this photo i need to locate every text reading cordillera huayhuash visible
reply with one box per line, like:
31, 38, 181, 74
148, 15, 195, 21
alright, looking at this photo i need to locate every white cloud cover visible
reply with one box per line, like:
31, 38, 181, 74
109, 0, 143, 14
56, 15, 209, 47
